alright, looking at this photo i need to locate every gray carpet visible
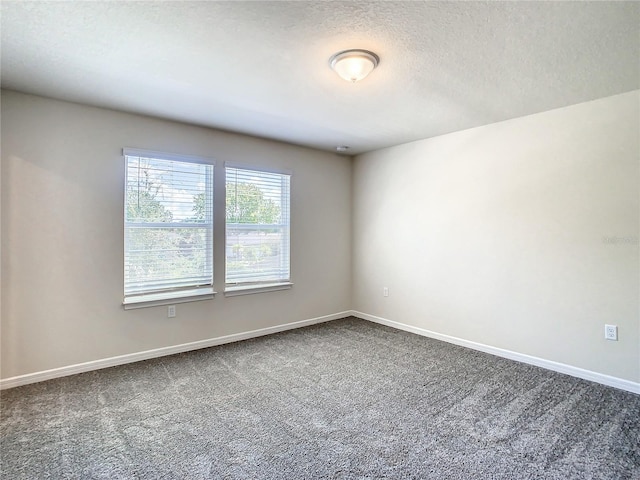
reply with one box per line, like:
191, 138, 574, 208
1, 317, 639, 479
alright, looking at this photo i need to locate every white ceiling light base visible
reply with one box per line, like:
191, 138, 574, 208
329, 49, 379, 83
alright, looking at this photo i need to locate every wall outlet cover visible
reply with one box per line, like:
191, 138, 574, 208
604, 324, 617, 341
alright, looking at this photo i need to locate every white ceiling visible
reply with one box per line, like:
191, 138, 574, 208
2, 1, 638, 155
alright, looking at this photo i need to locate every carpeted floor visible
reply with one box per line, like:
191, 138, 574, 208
1, 317, 639, 479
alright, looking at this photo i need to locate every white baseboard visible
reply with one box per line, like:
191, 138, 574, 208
0, 311, 350, 390
352, 311, 640, 395
4, 310, 638, 395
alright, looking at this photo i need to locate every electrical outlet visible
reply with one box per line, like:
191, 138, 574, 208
604, 324, 617, 341
168, 305, 176, 318
383, 287, 389, 297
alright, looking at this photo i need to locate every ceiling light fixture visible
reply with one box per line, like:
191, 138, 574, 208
329, 49, 379, 83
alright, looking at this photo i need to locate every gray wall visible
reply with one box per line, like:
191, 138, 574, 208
1, 90, 352, 378
353, 91, 639, 383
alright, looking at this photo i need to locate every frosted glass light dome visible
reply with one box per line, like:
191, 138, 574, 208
329, 50, 379, 83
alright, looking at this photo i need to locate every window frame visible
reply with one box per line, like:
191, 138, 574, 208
122, 148, 216, 309
224, 162, 292, 296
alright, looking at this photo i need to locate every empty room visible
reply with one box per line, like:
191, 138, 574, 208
1, 1, 638, 478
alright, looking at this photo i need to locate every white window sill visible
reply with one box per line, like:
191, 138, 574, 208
123, 287, 216, 310
224, 282, 293, 297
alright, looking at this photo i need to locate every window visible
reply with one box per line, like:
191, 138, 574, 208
123, 148, 214, 308
225, 165, 291, 293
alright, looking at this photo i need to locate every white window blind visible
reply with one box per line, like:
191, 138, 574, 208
225, 166, 290, 286
124, 149, 214, 300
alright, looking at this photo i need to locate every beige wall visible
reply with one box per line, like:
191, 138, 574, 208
353, 91, 640, 383
3, 89, 639, 386
1, 90, 352, 378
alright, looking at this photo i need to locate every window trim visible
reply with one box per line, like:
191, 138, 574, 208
123, 287, 217, 310
224, 282, 293, 297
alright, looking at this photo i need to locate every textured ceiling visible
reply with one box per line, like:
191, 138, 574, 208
1, 1, 638, 154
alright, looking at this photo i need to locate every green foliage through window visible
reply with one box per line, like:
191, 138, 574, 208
226, 182, 280, 224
